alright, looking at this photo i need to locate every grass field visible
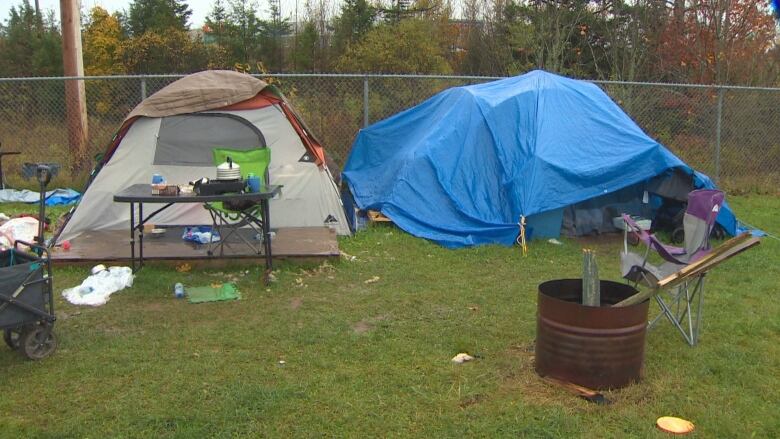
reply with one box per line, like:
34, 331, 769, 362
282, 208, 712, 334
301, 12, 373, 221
0, 195, 778, 438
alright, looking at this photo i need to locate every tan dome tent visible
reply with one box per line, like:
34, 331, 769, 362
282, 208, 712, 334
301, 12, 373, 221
58, 70, 349, 244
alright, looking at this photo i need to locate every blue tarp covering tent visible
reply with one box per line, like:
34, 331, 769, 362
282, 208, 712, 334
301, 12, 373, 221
343, 70, 747, 248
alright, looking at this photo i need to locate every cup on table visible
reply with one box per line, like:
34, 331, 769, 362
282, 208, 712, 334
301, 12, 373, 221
246, 173, 261, 193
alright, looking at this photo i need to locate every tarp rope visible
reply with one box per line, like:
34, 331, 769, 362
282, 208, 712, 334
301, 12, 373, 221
516, 216, 528, 257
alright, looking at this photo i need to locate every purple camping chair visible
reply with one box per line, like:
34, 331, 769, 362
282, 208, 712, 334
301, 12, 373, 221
620, 189, 725, 346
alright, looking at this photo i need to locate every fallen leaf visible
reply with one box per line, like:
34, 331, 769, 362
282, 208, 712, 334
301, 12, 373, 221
364, 276, 380, 284
176, 263, 192, 273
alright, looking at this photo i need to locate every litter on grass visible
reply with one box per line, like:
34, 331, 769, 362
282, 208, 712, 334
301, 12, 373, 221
62, 265, 134, 306
656, 416, 695, 434
182, 226, 220, 244
187, 283, 241, 303
451, 353, 475, 364
175, 263, 192, 273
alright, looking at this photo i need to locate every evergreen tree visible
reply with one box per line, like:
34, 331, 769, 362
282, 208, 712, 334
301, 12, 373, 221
126, 0, 192, 36
0, 1, 62, 77
206, 0, 266, 68
291, 21, 319, 72
259, 0, 291, 71
331, 0, 376, 58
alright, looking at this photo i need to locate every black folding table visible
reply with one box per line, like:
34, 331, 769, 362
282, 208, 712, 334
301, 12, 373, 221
113, 184, 281, 280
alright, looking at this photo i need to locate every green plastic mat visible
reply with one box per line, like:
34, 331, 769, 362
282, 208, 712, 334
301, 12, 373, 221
187, 283, 241, 304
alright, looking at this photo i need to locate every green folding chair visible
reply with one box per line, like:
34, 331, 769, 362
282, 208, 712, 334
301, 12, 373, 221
204, 147, 271, 256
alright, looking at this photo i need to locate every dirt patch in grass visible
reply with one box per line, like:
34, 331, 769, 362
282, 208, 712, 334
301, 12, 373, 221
141, 302, 166, 312
290, 297, 303, 310
352, 320, 372, 334
55, 310, 81, 321
459, 393, 488, 408
352, 315, 389, 334
496, 342, 569, 406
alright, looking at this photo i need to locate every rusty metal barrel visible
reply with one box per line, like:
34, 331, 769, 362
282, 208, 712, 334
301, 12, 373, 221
535, 279, 649, 390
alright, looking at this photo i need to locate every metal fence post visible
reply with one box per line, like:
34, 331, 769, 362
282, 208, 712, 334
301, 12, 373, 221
715, 88, 724, 184
141, 78, 147, 100
363, 75, 369, 128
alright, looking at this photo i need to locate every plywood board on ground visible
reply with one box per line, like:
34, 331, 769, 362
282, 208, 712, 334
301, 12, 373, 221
51, 226, 339, 263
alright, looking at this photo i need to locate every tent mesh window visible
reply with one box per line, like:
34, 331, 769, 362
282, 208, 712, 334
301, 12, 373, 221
153, 113, 266, 166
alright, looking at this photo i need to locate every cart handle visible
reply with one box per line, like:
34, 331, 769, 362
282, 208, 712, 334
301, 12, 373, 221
14, 240, 50, 259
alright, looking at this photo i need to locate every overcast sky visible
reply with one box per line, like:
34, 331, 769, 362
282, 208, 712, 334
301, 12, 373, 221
1, 0, 324, 28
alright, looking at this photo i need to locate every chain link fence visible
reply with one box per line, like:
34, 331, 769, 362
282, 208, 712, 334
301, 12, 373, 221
0, 74, 778, 193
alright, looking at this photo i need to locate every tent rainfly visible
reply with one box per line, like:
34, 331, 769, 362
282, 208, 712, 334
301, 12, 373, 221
343, 70, 749, 248
58, 70, 349, 242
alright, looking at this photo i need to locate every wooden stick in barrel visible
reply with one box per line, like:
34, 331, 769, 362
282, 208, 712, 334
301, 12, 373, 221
582, 249, 600, 307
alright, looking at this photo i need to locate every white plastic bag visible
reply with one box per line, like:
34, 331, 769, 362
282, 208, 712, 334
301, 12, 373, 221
0, 217, 39, 248
62, 266, 134, 306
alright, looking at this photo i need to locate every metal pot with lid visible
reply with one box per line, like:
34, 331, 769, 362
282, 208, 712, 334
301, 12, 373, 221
216, 156, 241, 180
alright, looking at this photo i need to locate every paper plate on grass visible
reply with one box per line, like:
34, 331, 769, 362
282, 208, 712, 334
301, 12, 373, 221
656, 416, 694, 434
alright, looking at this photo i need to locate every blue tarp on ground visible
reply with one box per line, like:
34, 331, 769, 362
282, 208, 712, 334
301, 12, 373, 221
0, 188, 81, 206
343, 70, 746, 248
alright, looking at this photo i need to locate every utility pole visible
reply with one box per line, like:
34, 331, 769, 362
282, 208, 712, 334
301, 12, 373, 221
34, 0, 43, 33
60, 0, 89, 170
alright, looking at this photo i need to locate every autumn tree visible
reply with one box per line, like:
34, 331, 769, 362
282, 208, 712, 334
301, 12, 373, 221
83, 7, 126, 76
121, 29, 222, 73
655, 0, 776, 85
336, 19, 452, 74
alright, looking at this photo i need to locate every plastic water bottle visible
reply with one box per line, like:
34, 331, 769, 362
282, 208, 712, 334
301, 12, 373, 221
174, 282, 185, 298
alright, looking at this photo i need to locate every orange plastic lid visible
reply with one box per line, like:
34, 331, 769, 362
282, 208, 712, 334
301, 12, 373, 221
656, 416, 695, 434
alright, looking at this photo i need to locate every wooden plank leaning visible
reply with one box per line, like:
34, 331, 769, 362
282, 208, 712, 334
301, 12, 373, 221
613, 233, 761, 308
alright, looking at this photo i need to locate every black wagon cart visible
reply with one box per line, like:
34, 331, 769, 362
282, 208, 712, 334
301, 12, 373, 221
0, 164, 57, 360
1, 241, 56, 359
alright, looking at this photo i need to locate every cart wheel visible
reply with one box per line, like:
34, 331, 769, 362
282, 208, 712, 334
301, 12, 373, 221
3, 329, 21, 350
19, 325, 57, 360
